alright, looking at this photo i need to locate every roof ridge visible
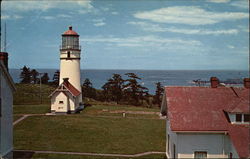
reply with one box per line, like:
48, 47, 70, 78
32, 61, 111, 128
230, 87, 239, 98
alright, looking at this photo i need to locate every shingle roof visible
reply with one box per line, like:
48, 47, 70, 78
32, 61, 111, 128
62, 80, 81, 97
165, 86, 249, 158
50, 80, 81, 97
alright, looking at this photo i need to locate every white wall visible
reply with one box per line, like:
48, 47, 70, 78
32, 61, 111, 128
51, 92, 69, 113
166, 117, 239, 159
0, 70, 13, 157
51, 91, 79, 113
177, 133, 229, 158
60, 50, 82, 103
166, 119, 178, 158
66, 92, 78, 111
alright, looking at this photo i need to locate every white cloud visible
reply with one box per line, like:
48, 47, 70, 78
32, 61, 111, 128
128, 21, 239, 35
92, 18, 106, 27
133, 6, 248, 25
41, 16, 55, 20
101, 7, 110, 12
206, 0, 230, 3
230, 0, 249, 9
2, 0, 94, 13
94, 22, 106, 26
237, 25, 249, 32
1, 14, 23, 20
227, 45, 235, 49
57, 14, 72, 18
40, 14, 72, 20
80, 35, 202, 49
111, 11, 119, 15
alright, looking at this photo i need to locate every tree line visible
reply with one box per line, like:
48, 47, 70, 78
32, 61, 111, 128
19, 66, 164, 107
19, 65, 60, 85
82, 73, 164, 107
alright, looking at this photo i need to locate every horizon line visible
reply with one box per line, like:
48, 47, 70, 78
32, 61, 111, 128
9, 68, 249, 71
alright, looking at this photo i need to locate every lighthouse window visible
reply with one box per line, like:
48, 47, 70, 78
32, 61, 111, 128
59, 101, 64, 104
67, 51, 70, 58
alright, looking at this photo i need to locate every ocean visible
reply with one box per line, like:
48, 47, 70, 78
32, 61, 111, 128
9, 69, 249, 94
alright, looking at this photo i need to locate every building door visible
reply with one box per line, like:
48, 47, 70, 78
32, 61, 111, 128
194, 151, 207, 159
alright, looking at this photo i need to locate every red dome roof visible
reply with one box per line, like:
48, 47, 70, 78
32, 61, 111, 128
62, 26, 79, 36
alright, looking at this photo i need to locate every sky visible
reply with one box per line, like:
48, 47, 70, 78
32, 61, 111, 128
1, 0, 249, 70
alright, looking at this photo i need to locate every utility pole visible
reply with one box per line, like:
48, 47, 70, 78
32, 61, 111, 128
39, 73, 44, 104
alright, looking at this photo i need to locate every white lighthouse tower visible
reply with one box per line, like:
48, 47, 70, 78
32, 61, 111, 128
50, 26, 83, 113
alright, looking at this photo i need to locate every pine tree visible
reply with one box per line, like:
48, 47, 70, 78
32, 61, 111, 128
102, 74, 124, 104
30, 69, 39, 84
123, 73, 148, 105
82, 78, 96, 99
153, 82, 164, 107
20, 66, 31, 83
41, 73, 49, 84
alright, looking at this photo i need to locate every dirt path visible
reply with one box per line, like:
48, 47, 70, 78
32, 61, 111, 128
13, 114, 45, 126
14, 150, 165, 158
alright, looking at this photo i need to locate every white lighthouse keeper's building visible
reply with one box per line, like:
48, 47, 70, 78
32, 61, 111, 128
50, 26, 83, 113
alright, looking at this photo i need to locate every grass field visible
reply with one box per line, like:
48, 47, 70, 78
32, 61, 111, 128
32, 153, 166, 159
14, 115, 165, 154
14, 84, 56, 105
13, 105, 50, 114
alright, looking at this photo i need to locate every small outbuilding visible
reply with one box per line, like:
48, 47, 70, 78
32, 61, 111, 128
50, 78, 81, 114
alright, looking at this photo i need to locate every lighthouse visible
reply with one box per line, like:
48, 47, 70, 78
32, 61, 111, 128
50, 26, 83, 114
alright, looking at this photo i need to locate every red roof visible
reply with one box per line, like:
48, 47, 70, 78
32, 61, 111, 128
165, 86, 249, 158
50, 80, 81, 97
62, 80, 81, 96
62, 26, 79, 36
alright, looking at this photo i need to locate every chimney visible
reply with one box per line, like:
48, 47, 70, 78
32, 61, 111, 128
69, 26, 72, 30
210, 77, 219, 88
63, 78, 69, 83
0, 52, 8, 71
243, 78, 250, 89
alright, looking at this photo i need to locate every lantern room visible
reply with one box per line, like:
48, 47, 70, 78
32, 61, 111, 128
61, 26, 80, 50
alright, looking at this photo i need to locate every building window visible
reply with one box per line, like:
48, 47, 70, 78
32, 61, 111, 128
244, 114, 250, 122
236, 114, 242, 122
194, 151, 207, 158
59, 101, 63, 104
67, 51, 70, 58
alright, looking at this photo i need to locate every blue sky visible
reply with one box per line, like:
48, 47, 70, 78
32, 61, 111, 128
1, 0, 249, 70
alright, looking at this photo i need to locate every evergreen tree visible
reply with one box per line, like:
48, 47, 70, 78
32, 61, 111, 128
102, 74, 124, 104
153, 82, 164, 107
123, 73, 148, 105
82, 78, 96, 99
52, 70, 60, 85
30, 69, 39, 84
20, 66, 31, 83
41, 73, 49, 84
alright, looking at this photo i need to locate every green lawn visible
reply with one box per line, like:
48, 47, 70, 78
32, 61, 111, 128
13, 105, 50, 114
14, 115, 165, 154
82, 105, 159, 115
14, 84, 56, 105
32, 153, 166, 159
